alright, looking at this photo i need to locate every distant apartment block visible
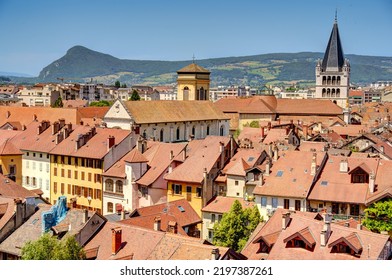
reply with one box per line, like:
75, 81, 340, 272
17, 83, 60, 107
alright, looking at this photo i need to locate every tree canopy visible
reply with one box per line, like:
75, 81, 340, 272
130, 89, 141, 101
362, 199, 392, 236
213, 200, 261, 252
52, 96, 63, 108
21, 234, 86, 260
89, 100, 112, 107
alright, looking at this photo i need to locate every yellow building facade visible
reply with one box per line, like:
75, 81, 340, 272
50, 155, 103, 213
167, 180, 203, 218
0, 155, 22, 185
177, 63, 210, 101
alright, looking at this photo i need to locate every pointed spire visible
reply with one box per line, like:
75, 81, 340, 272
321, 14, 345, 72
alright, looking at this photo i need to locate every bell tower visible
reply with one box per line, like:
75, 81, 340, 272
315, 14, 350, 109
177, 60, 210, 101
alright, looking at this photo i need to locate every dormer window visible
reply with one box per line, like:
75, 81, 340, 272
283, 227, 316, 251
348, 164, 370, 183
328, 233, 363, 257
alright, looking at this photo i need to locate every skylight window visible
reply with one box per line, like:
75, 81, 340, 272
177, 206, 185, 212
248, 157, 255, 162
321, 181, 328, 186
276, 170, 284, 177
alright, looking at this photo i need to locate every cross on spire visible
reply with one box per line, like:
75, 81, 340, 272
335, 8, 338, 22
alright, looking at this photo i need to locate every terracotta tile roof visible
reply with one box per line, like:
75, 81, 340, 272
63, 99, 88, 108
50, 125, 130, 160
123, 149, 148, 163
120, 199, 201, 235
0, 106, 80, 128
77, 106, 109, 118
349, 90, 364, 97
201, 196, 256, 214
0, 197, 15, 230
214, 96, 276, 114
0, 174, 38, 199
237, 127, 262, 147
298, 141, 327, 152
329, 125, 370, 137
253, 151, 327, 198
84, 221, 241, 260
177, 63, 210, 73
121, 100, 228, 124
335, 218, 370, 231
308, 156, 380, 204
0, 137, 22, 155
366, 159, 392, 204
222, 149, 262, 176
262, 128, 288, 144
283, 226, 316, 247
276, 99, 343, 115
136, 142, 186, 187
242, 208, 390, 260
164, 136, 230, 184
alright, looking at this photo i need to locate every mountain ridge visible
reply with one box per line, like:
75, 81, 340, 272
8, 46, 392, 86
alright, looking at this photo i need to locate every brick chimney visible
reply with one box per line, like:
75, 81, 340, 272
169, 150, 174, 161
58, 118, 66, 129
261, 126, 265, 139
168, 221, 178, 234
282, 212, 290, 230
37, 125, 43, 135
107, 135, 115, 150
111, 227, 122, 255
183, 147, 187, 161
273, 145, 278, 161
265, 158, 270, 176
267, 122, 272, 131
52, 121, 60, 135
154, 216, 161, 231
137, 137, 143, 153
303, 125, 309, 139
211, 248, 220, 260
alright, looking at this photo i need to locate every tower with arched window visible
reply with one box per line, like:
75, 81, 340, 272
315, 16, 350, 108
177, 63, 210, 101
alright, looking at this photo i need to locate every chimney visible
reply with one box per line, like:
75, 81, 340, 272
219, 141, 225, 167
267, 122, 272, 131
67, 123, 72, 131
273, 145, 278, 161
311, 152, 317, 176
261, 126, 265, 139
33, 114, 37, 121
357, 224, 363, 230
111, 227, 122, 255
55, 132, 64, 145
229, 134, 234, 158
83, 209, 89, 223
168, 221, 178, 234
37, 125, 43, 135
137, 137, 143, 153
369, 171, 375, 194
277, 118, 281, 125
268, 144, 273, 157
380, 146, 385, 154
344, 221, 350, 227
282, 212, 290, 230
52, 121, 60, 135
285, 126, 290, 135
107, 135, 115, 150
22, 124, 26, 131
320, 221, 331, 247
80, 120, 84, 126
169, 150, 174, 161
121, 210, 126, 220
303, 125, 309, 139
58, 118, 65, 129
182, 148, 187, 161
6, 111, 10, 119
339, 159, 348, 173
154, 216, 161, 231
259, 172, 264, 186
211, 248, 220, 260
265, 159, 270, 176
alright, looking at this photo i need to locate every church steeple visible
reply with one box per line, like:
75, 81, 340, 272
321, 17, 345, 72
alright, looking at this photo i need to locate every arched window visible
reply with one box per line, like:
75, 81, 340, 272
337, 76, 341, 85
192, 126, 196, 137
115, 180, 123, 193
107, 202, 113, 213
332, 76, 336, 85
327, 76, 331, 85
176, 127, 180, 140
199, 87, 205, 100
160, 128, 164, 142
336, 89, 340, 97
105, 179, 114, 192
220, 125, 225, 136
331, 88, 336, 97
322, 76, 326, 85
206, 125, 210, 135
322, 88, 326, 97
327, 88, 331, 97
183, 86, 189, 101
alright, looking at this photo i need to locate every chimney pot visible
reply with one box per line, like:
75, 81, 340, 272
107, 135, 115, 150
111, 227, 122, 255
154, 216, 161, 231
211, 248, 219, 260
282, 212, 290, 230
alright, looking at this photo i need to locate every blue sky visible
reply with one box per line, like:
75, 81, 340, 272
0, 0, 391, 76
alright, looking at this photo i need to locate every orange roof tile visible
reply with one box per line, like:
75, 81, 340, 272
202, 196, 256, 214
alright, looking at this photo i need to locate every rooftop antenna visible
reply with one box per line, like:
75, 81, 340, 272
192, 54, 195, 64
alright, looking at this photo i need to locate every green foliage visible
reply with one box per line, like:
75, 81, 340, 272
213, 200, 261, 252
114, 80, 121, 88
249, 121, 260, 128
233, 129, 241, 140
52, 96, 63, 108
89, 100, 112, 107
121, 83, 127, 88
130, 89, 141, 101
21, 234, 85, 260
362, 200, 392, 235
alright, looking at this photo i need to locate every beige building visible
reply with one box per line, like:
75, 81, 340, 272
17, 83, 60, 107
103, 99, 230, 142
